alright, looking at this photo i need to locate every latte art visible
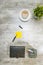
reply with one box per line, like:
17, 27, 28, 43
21, 10, 29, 19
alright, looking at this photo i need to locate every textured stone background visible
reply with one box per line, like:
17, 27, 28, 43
0, 0, 43, 65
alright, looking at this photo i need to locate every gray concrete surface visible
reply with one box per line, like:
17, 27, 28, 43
0, 0, 43, 65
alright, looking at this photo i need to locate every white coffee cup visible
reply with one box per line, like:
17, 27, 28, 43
19, 9, 31, 21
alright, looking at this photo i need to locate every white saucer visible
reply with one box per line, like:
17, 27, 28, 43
19, 9, 31, 22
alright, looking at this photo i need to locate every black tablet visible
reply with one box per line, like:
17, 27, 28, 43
10, 46, 25, 58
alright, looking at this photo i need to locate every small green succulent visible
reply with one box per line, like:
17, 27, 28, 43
33, 5, 43, 20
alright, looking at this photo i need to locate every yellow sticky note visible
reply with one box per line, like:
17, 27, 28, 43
15, 31, 22, 38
